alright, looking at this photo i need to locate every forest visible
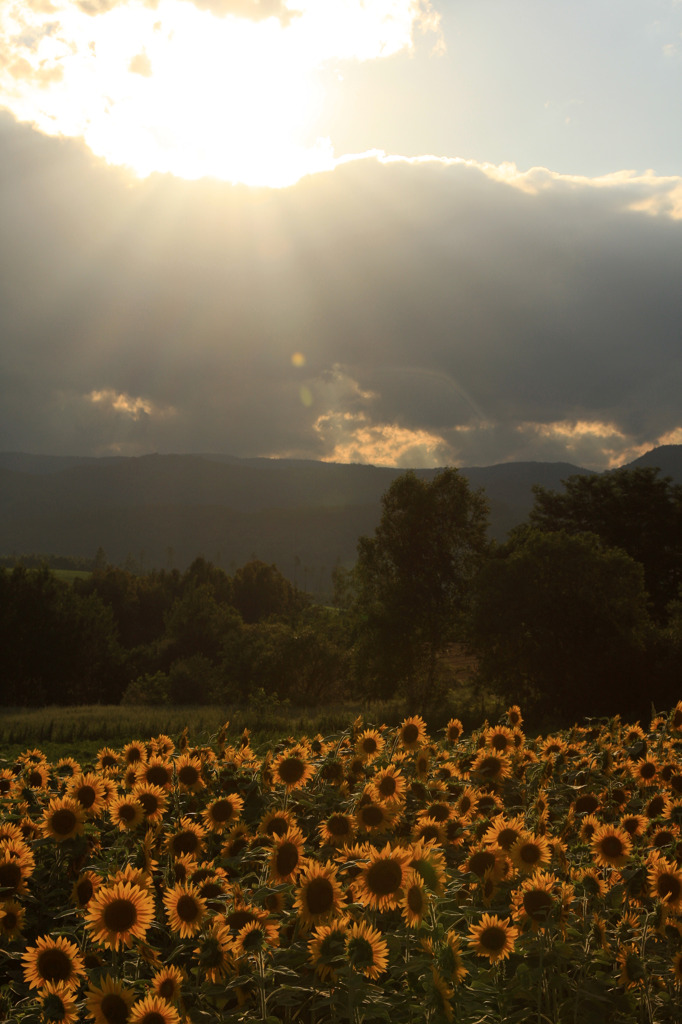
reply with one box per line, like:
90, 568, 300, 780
1, 465, 680, 729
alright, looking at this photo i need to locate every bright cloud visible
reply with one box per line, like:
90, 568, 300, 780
88, 389, 176, 420
0, 0, 440, 185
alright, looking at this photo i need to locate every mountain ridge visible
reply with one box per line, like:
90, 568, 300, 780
1, 446, 679, 594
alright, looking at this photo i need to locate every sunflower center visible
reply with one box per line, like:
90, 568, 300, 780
361, 738, 378, 754
476, 756, 502, 778
427, 804, 450, 822
519, 843, 542, 865
177, 894, 201, 922
138, 793, 160, 815
3, 909, 17, 929
266, 817, 289, 837
418, 824, 441, 842
172, 831, 200, 855
103, 898, 137, 933
0, 861, 22, 889
241, 926, 265, 952
126, 748, 143, 763
575, 795, 599, 813
277, 758, 305, 785
600, 836, 624, 858
178, 765, 200, 786
199, 937, 225, 967
647, 797, 665, 817
42, 992, 68, 1022
99, 995, 129, 1024
276, 842, 300, 876
402, 724, 419, 745
0, 779, 11, 793
227, 910, 256, 932
37, 948, 72, 982
118, 804, 138, 823
210, 800, 234, 823
145, 765, 171, 787
522, 890, 553, 921
139, 1014, 165, 1024
50, 809, 78, 836
639, 762, 656, 779
491, 735, 508, 751
76, 785, 97, 809
157, 979, 176, 1000
327, 814, 352, 836
378, 777, 397, 797
497, 828, 520, 851
101, 754, 118, 768
359, 805, 385, 828
468, 851, 497, 877
305, 877, 335, 915
480, 926, 507, 953
366, 858, 403, 895
347, 935, 374, 969
76, 878, 94, 905
407, 884, 425, 914
657, 874, 682, 901
28, 770, 44, 787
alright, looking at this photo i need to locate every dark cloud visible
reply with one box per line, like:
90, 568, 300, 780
1, 114, 681, 468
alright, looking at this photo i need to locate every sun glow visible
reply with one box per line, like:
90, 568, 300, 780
0, 0, 439, 187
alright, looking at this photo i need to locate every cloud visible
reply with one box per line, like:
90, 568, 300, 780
0, 114, 681, 469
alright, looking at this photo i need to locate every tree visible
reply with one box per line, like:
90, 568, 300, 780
529, 467, 682, 620
350, 468, 489, 708
469, 529, 653, 723
231, 560, 306, 624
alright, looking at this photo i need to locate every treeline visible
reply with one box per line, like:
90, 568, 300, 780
0, 558, 349, 709
1, 464, 680, 726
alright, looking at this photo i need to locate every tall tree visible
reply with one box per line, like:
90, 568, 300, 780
529, 466, 682, 620
350, 468, 489, 707
470, 529, 654, 723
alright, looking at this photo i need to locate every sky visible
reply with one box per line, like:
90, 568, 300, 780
1, 0, 681, 471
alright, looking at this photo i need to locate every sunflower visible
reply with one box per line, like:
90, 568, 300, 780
258, 808, 298, 838
308, 918, 349, 983
269, 827, 306, 883
461, 844, 507, 882
355, 799, 396, 835
572, 792, 601, 815
319, 812, 356, 848
438, 929, 469, 986
129, 995, 180, 1024
356, 843, 412, 910
647, 856, 682, 909
222, 823, 252, 860
572, 865, 608, 899
412, 816, 447, 846
72, 870, 103, 909
122, 741, 147, 766
468, 913, 518, 962
96, 748, 121, 773
271, 751, 315, 792
166, 817, 206, 859
344, 920, 389, 980
485, 725, 516, 754
578, 814, 601, 844
189, 863, 231, 904
591, 824, 632, 869
0, 768, 19, 798
41, 797, 85, 842
369, 765, 407, 804
36, 981, 79, 1024
175, 754, 205, 794
109, 796, 144, 831
151, 966, 184, 1004
444, 718, 464, 743
86, 881, 155, 950
511, 870, 559, 932
22, 934, 86, 990
355, 729, 385, 762
202, 793, 244, 833
482, 814, 525, 853
163, 883, 207, 938
429, 969, 454, 1023
192, 921, 234, 984
233, 919, 280, 958
131, 783, 168, 824
398, 715, 428, 751
506, 705, 523, 728
223, 901, 269, 937
455, 786, 479, 819
616, 944, 647, 989
510, 832, 553, 874
0, 898, 25, 941
620, 813, 647, 838
471, 749, 512, 784
294, 861, 345, 927
67, 772, 108, 815
671, 951, 682, 986
408, 838, 448, 895
135, 757, 174, 791
400, 868, 430, 928
24, 762, 51, 790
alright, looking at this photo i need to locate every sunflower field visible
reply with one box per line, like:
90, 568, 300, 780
3, 704, 682, 1023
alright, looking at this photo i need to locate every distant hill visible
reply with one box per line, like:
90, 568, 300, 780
0, 446, 678, 596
